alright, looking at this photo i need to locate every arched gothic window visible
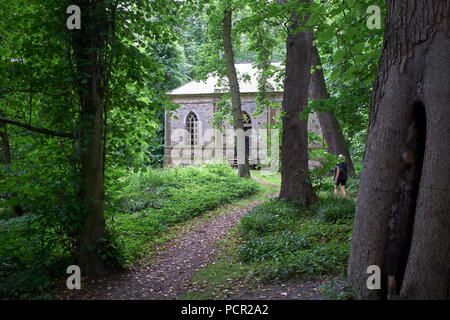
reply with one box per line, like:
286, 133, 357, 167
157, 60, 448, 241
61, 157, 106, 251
186, 112, 199, 146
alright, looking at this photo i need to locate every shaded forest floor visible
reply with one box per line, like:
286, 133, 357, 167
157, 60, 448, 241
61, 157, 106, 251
56, 173, 349, 300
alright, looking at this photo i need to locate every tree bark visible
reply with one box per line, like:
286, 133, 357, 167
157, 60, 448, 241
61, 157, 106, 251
77, 95, 106, 276
0, 115, 11, 165
347, 0, 449, 300
0, 112, 23, 217
279, 0, 317, 204
222, 6, 251, 178
70, 0, 117, 276
309, 46, 355, 176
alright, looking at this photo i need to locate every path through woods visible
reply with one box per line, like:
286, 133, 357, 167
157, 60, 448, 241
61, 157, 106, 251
61, 177, 343, 300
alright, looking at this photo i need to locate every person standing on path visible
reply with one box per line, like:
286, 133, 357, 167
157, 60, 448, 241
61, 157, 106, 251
334, 154, 348, 197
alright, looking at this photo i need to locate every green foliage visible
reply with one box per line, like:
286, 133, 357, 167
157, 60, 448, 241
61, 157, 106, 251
0, 164, 260, 298
237, 196, 355, 281
239, 231, 312, 263
312, 195, 356, 223
0, 0, 379, 299
0, 207, 13, 220
0, 214, 72, 299
343, 176, 360, 197
238, 199, 301, 238
315, 1, 385, 173
309, 150, 339, 191
250, 170, 281, 188
318, 279, 355, 300
107, 164, 260, 264
0, 0, 189, 299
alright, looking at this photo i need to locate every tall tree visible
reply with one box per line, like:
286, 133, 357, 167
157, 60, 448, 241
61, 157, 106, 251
0, 113, 11, 166
278, 0, 317, 204
309, 45, 355, 176
0, 112, 20, 216
222, 2, 251, 178
69, 0, 118, 276
347, 0, 449, 299
1, 0, 178, 280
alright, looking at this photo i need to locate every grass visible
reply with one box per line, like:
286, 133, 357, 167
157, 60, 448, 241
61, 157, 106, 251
1, 164, 357, 299
0, 214, 72, 299
251, 169, 359, 199
238, 190, 356, 281
181, 176, 358, 299
0, 207, 14, 220
251, 170, 281, 187
108, 164, 261, 265
132, 180, 277, 268
0, 164, 261, 299
180, 229, 255, 300
179, 183, 278, 300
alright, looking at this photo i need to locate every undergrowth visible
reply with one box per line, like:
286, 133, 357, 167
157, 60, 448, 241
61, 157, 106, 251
0, 164, 259, 299
107, 164, 260, 264
237, 178, 357, 281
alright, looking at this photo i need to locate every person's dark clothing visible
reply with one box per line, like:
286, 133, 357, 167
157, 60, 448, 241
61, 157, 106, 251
334, 161, 348, 186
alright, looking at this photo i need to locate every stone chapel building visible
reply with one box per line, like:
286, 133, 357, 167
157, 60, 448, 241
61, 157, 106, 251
164, 63, 323, 168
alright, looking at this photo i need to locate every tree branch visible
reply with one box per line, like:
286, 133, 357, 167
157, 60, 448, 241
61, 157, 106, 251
1, 88, 67, 98
0, 117, 74, 138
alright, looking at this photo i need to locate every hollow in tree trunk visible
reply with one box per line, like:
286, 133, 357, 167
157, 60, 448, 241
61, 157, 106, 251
347, 0, 449, 300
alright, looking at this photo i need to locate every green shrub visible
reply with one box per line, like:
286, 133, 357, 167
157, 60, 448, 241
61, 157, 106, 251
238, 199, 302, 238
0, 207, 14, 220
0, 164, 261, 298
344, 176, 360, 196
109, 164, 261, 264
237, 195, 356, 281
298, 220, 353, 244
0, 214, 72, 299
0, 215, 42, 275
238, 231, 311, 263
309, 151, 339, 192
254, 240, 351, 280
312, 196, 356, 223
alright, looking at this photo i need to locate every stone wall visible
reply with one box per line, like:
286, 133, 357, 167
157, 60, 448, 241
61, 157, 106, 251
164, 93, 324, 168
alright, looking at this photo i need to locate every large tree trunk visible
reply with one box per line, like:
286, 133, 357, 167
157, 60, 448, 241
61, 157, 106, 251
222, 6, 251, 178
0, 116, 11, 165
70, 0, 115, 276
347, 0, 449, 300
0, 112, 23, 217
77, 97, 106, 276
279, 0, 317, 204
309, 46, 355, 176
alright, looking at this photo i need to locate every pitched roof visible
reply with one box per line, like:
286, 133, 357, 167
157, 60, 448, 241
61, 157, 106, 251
168, 62, 283, 96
